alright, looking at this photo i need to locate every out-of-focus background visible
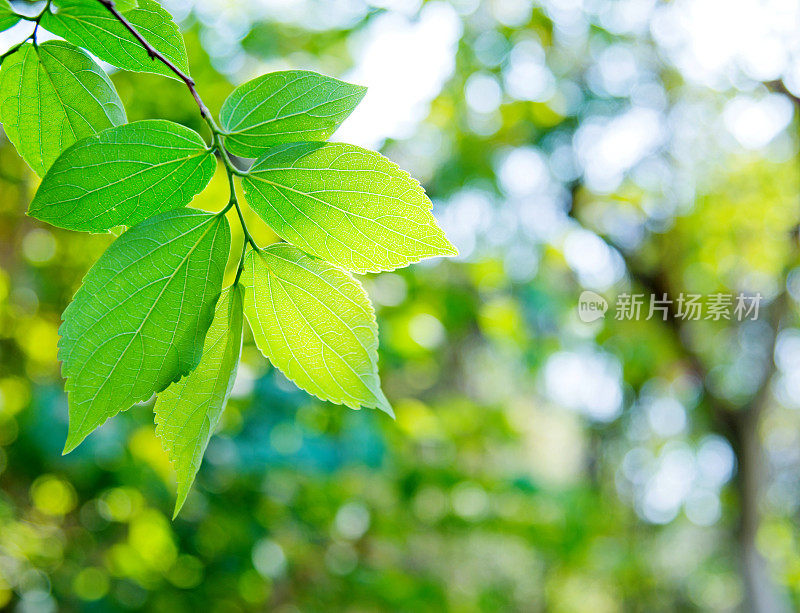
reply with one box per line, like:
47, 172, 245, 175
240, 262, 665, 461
0, 0, 799, 610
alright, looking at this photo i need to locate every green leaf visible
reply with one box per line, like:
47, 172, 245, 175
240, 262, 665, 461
0, 0, 20, 33
30, 119, 216, 232
219, 70, 366, 158
60, 208, 230, 453
0, 41, 126, 176
155, 284, 243, 518
242, 244, 393, 416
42, 0, 189, 80
60, 0, 139, 11
115, 0, 139, 11
241, 142, 457, 274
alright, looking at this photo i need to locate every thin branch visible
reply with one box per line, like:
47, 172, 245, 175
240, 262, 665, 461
95, 0, 261, 255
95, 0, 214, 125
0, 0, 53, 65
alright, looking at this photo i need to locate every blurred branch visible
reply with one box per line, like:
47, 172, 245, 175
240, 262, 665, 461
765, 79, 800, 107
95, 0, 213, 122
566, 182, 794, 416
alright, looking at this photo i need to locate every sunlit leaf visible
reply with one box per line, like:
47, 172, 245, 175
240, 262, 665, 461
242, 244, 393, 416
42, 0, 189, 79
155, 285, 243, 518
242, 142, 457, 274
0, 0, 19, 32
219, 70, 366, 158
30, 120, 216, 232
115, 0, 139, 11
60, 208, 230, 453
0, 41, 126, 176
62, 0, 139, 11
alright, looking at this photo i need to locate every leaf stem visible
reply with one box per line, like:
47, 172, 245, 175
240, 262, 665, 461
212, 131, 246, 177
219, 171, 259, 254
31, 0, 53, 46
214, 132, 259, 253
233, 240, 247, 286
1, 0, 53, 63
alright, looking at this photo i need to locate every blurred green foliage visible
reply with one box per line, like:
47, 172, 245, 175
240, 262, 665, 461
0, 0, 798, 611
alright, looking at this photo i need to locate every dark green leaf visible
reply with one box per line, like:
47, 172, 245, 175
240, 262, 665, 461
30, 119, 216, 232
0, 41, 126, 176
242, 142, 457, 273
219, 70, 366, 158
42, 0, 189, 80
60, 208, 230, 453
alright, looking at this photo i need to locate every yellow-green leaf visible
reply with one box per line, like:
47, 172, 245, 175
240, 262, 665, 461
242, 142, 457, 274
155, 285, 243, 518
220, 70, 366, 158
242, 244, 393, 416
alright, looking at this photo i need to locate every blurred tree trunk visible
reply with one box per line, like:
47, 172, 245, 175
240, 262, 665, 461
729, 79, 799, 613
691, 258, 793, 612
727, 405, 788, 613
691, 279, 790, 613
570, 149, 799, 612
610, 252, 791, 612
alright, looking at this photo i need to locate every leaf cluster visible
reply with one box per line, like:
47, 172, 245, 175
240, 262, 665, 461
0, 0, 455, 515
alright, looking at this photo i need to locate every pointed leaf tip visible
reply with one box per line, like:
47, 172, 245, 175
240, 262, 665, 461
62, 436, 79, 456
377, 394, 395, 420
